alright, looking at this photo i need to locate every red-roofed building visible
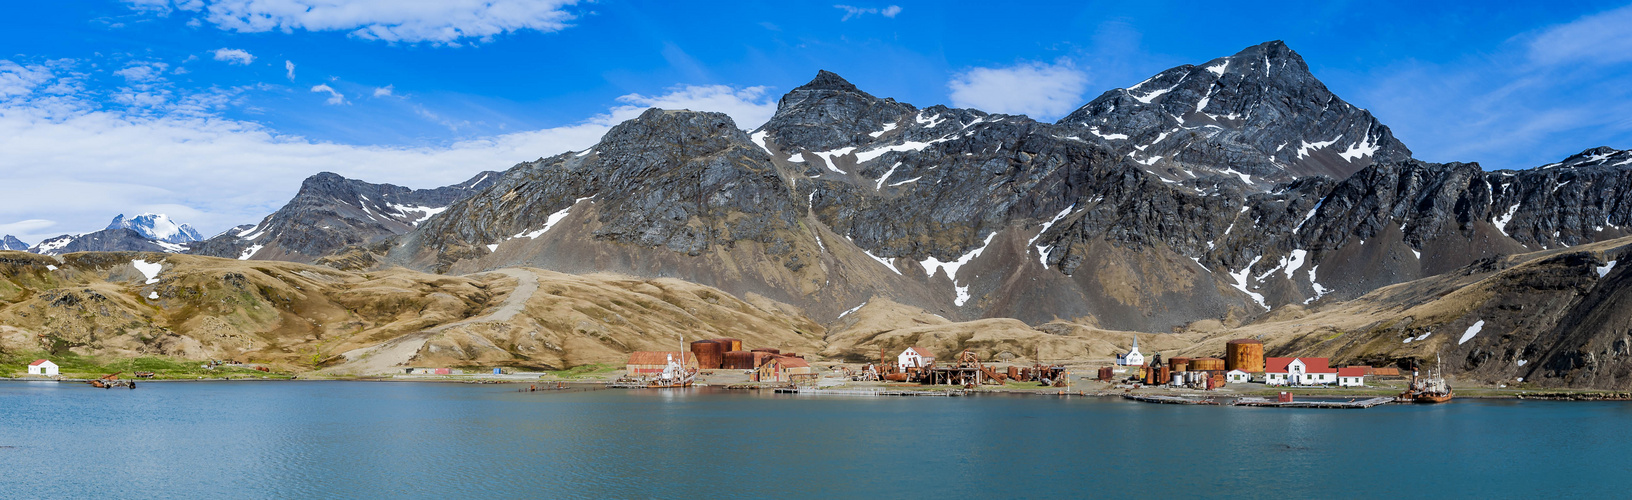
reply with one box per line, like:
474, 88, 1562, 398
898, 347, 935, 369
1264, 357, 1338, 386
1338, 366, 1369, 387
27, 359, 57, 376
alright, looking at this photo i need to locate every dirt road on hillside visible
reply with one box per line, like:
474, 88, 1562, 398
326, 268, 538, 375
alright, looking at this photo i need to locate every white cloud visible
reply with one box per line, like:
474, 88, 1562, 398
948, 60, 1089, 120
0, 219, 58, 244
284, 60, 295, 80
835, 4, 902, 21
0, 59, 777, 239
310, 84, 346, 105
607, 85, 777, 130
129, 0, 579, 44
1527, 4, 1632, 66
114, 61, 169, 82
212, 48, 254, 65
373, 85, 393, 97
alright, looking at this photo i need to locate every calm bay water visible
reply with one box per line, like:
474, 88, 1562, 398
2, 381, 1628, 499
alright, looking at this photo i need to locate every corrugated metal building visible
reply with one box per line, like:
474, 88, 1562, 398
752, 356, 814, 383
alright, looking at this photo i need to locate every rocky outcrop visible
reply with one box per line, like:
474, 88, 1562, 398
189, 170, 499, 262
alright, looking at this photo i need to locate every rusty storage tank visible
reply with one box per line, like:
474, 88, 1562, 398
1168, 357, 1191, 372
750, 352, 774, 368
1158, 366, 1172, 385
713, 338, 743, 352
1226, 339, 1265, 372
689, 340, 724, 369
723, 351, 755, 370
750, 348, 780, 355
1190, 357, 1225, 371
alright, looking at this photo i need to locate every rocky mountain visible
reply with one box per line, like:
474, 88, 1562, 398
0, 236, 26, 251
107, 213, 202, 244
368, 41, 1632, 336
28, 228, 174, 255
189, 171, 500, 262
20, 213, 202, 256
1058, 41, 1413, 188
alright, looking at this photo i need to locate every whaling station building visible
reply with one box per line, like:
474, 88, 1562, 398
1114, 338, 1378, 388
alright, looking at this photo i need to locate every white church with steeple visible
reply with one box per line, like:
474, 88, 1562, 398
1117, 335, 1145, 366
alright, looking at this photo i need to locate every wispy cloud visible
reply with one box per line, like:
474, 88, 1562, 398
309, 84, 346, 105
284, 60, 295, 80
212, 48, 254, 65
373, 85, 393, 97
1526, 4, 1632, 66
128, 0, 581, 45
114, 61, 169, 82
1354, 4, 1632, 169
948, 60, 1089, 120
835, 4, 901, 21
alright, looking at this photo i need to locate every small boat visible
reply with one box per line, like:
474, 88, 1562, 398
1400, 355, 1453, 404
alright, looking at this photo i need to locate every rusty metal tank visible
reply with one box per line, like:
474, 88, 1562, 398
1190, 357, 1225, 371
690, 340, 723, 369
1168, 357, 1191, 372
1226, 339, 1265, 372
750, 348, 780, 355
722, 351, 755, 370
713, 338, 743, 352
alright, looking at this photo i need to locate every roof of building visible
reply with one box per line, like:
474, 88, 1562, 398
771, 356, 810, 368
29, 359, 51, 366
903, 347, 935, 358
626, 351, 695, 366
1265, 357, 1338, 374
1338, 367, 1369, 377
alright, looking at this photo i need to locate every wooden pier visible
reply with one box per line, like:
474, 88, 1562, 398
774, 388, 965, 397
1121, 394, 1221, 405
1231, 396, 1394, 409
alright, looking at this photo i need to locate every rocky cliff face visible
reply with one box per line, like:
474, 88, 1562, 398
189, 171, 498, 262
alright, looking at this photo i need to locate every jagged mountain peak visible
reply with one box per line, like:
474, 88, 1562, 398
1, 235, 28, 251
795, 69, 863, 93
1058, 40, 1411, 188
107, 213, 202, 244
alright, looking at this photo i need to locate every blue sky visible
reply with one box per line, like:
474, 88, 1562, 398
2, 0, 1631, 244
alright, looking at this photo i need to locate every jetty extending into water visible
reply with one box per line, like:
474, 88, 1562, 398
1122, 394, 1221, 405
774, 387, 966, 397
1122, 393, 1396, 409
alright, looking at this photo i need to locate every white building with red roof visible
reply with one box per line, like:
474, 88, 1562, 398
1264, 357, 1338, 386
898, 347, 935, 369
27, 359, 58, 376
1338, 366, 1369, 387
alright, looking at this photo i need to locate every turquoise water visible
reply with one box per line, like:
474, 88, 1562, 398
2, 381, 1627, 498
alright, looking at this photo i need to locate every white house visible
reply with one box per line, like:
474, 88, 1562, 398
898, 347, 935, 369
1265, 357, 1338, 386
1116, 335, 1145, 366
1226, 369, 1252, 384
1338, 367, 1368, 387
27, 359, 58, 376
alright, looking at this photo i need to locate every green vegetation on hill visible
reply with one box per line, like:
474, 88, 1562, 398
0, 351, 292, 379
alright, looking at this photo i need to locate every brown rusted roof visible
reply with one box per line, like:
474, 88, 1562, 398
773, 356, 810, 368
626, 351, 694, 365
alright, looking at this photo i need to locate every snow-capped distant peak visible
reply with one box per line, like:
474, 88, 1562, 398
107, 213, 203, 244
1, 235, 30, 251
